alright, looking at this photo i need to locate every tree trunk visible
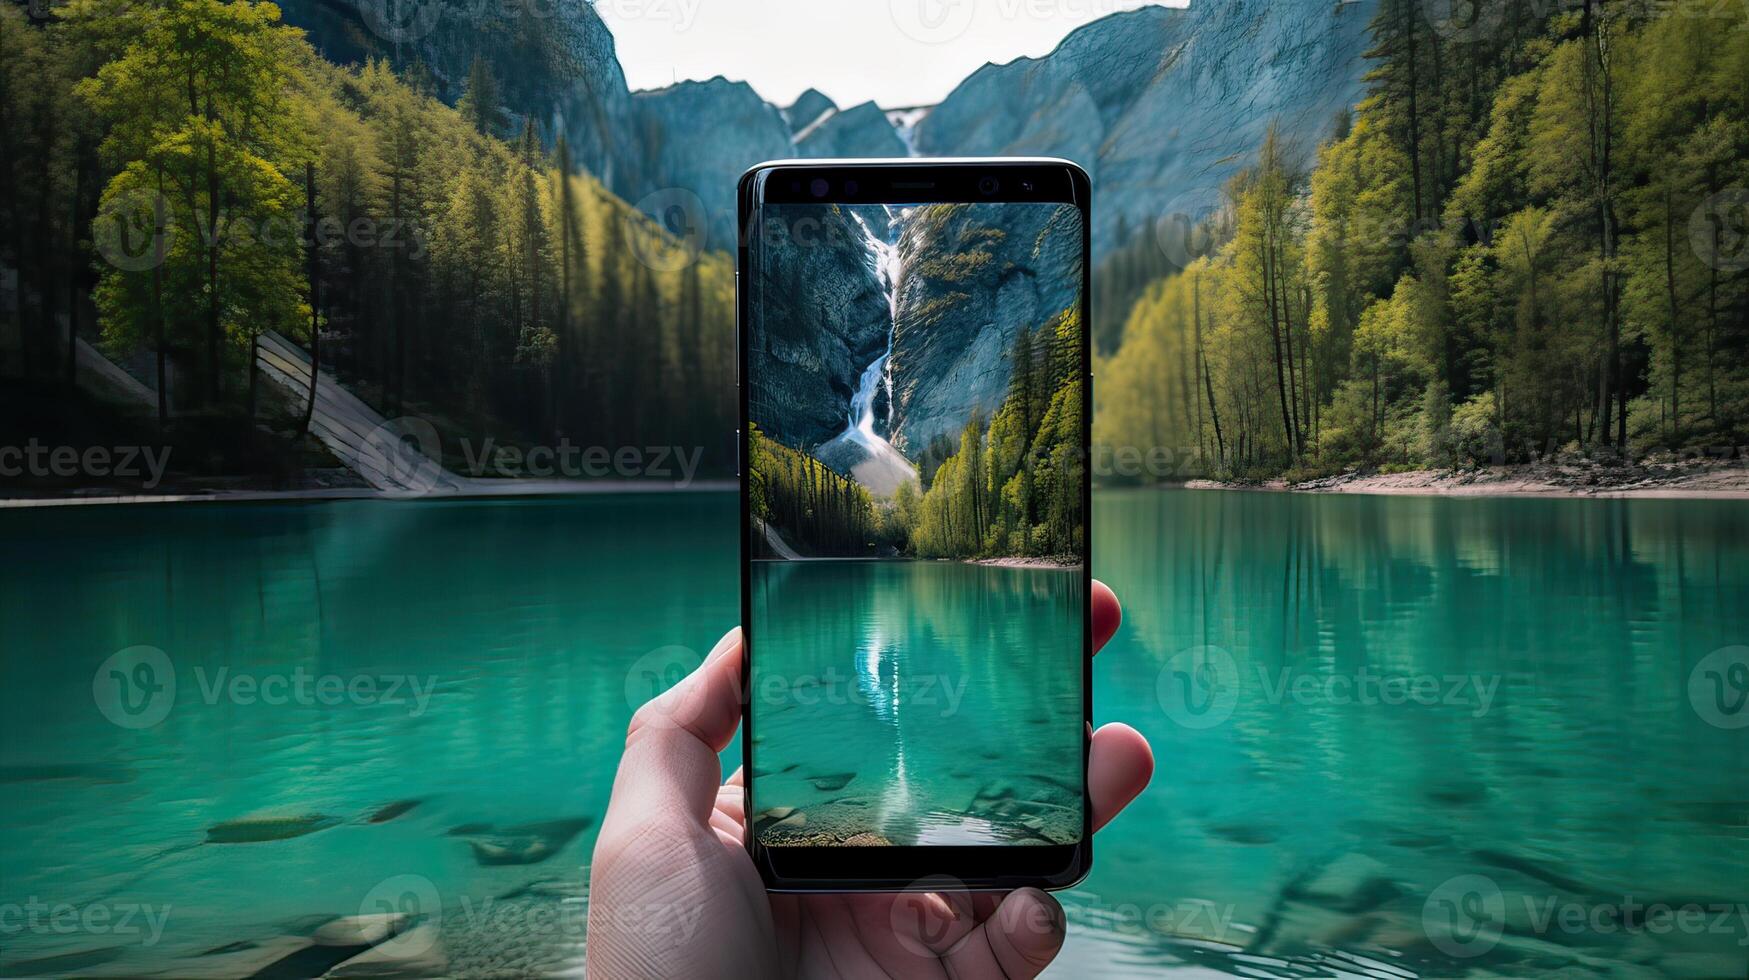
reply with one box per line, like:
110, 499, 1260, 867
1663, 182, 1680, 445
205, 123, 221, 405
1258, 220, 1295, 465
154, 166, 168, 427
1399, 0, 1425, 223
65, 147, 81, 389
301, 163, 320, 438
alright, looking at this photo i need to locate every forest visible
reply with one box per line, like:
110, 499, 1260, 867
8, 0, 1746, 493
0, 0, 734, 481
905, 310, 1084, 559
751, 309, 1085, 562
748, 423, 884, 556
1097, 0, 1749, 480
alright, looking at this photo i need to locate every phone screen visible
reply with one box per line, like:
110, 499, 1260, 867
744, 197, 1087, 852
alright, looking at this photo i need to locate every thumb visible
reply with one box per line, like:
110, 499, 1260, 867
609, 628, 743, 827
980, 888, 1065, 979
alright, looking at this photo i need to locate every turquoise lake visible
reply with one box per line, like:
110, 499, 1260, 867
1, 490, 1747, 977
749, 560, 1083, 848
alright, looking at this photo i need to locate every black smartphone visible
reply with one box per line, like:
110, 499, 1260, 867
736, 159, 1093, 891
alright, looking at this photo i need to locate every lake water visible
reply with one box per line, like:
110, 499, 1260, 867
1, 491, 1746, 978
749, 560, 1083, 847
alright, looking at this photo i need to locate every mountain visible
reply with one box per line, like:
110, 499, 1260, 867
915, 0, 1376, 254
748, 206, 890, 451
888, 204, 1083, 455
278, 0, 641, 192
631, 77, 796, 251
277, 0, 1377, 264
783, 88, 837, 132
794, 102, 910, 159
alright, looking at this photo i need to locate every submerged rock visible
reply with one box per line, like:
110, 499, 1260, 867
1286, 852, 1395, 912
464, 816, 593, 867
365, 800, 420, 824
1471, 848, 1605, 899
1424, 781, 1491, 807
0, 945, 125, 977
469, 838, 557, 866
1207, 822, 1278, 846
162, 936, 316, 980
313, 914, 408, 948
205, 813, 340, 844
0, 763, 136, 784
840, 832, 893, 846
807, 773, 856, 792
324, 924, 447, 978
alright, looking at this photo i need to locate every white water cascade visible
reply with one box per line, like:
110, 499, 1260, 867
821, 208, 918, 497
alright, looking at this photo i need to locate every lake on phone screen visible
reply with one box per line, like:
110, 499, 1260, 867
2, 490, 1746, 978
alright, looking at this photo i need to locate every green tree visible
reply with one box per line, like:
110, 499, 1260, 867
79, 0, 309, 406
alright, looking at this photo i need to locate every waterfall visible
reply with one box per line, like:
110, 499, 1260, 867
844, 209, 903, 450
820, 208, 918, 497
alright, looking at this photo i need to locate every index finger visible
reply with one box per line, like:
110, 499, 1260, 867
1092, 579, 1121, 654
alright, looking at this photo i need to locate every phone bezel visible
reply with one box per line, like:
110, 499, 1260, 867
735, 159, 1094, 892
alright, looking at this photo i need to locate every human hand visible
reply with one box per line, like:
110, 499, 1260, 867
587, 580, 1153, 979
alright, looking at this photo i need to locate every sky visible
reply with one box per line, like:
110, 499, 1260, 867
595, 0, 1186, 110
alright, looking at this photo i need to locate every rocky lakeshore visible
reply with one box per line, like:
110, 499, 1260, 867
969, 556, 1083, 569
1185, 456, 1749, 499
754, 772, 1082, 849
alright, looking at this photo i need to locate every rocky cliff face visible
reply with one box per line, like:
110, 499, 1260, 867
795, 102, 910, 159
278, 0, 641, 194
630, 78, 797, 252
281, 1, 1375, 266
783, 88, 837, 133
915, 0, 1376, 255
749, 206, 890, 450
887, 203, 1082, 455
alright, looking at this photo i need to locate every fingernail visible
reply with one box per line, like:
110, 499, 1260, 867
705, 627, 741, 664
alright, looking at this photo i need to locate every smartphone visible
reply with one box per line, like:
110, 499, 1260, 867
736, 159, 1092, 891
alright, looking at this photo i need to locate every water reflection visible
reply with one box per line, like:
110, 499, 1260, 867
0, 495, 738, 977
1076, 490, 1749, 977
750, 560, 1085, 848
0, 491, 1744, 976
